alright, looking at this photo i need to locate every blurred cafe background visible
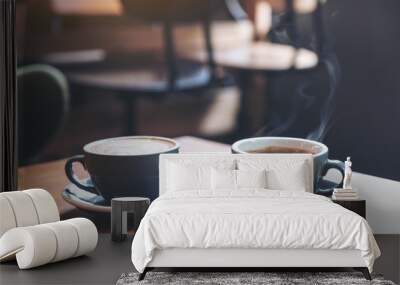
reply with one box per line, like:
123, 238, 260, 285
17, 0, 400, 182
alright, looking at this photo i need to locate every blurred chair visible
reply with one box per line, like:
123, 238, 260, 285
56, 0, 233, 135
224, 0, 248, 21
120, 0, 225, 89
31, 1, 239, 137
18, 65, 69, 165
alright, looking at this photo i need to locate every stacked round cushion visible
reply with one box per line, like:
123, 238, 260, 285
0, 189, 98, 269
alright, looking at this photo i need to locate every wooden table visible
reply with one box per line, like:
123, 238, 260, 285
182, 41, 319, 136
18, 136, 230, 229
332, 199, 366, 219
51, 0, 122, 16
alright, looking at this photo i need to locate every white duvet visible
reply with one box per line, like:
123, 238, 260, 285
131, 190, 380, 273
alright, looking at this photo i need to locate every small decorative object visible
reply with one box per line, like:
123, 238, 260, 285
0, 189, 98, 269
111, 197, 150, 242
343, 157, 353, 190
332, 188, 359, 200
332, 157, 359, 200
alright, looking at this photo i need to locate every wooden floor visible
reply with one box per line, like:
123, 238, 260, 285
0, 234, 133, 285
374, 234, 400, 284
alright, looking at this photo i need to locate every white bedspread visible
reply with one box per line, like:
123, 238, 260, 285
131, 190, 380, 273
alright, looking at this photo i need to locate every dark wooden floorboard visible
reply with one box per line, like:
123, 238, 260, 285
374, 234, 400, 284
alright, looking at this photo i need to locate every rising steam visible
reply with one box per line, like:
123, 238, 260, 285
306, 53, 340, 141
254, 10, 341, 142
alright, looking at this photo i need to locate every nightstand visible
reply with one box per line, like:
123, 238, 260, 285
111, 197, 150, 242
332, 199, 366, 219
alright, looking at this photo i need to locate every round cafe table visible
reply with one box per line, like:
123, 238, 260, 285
181, 41, 319, 137
49, 53, 215, 135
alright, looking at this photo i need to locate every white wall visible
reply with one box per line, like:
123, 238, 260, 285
327, 171, 400, 234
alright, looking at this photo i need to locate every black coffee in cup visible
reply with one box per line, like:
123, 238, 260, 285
248, 146, 316, 154
65, 136, 179, 203
232, 137, 345, 196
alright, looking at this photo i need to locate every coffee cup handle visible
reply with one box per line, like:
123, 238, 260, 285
317, 159, 345, 196
65, 155, 98, 194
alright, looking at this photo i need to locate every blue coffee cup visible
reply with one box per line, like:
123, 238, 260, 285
231, 137, 344, 196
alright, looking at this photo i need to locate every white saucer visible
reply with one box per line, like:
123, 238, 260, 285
62, 180, 111, 213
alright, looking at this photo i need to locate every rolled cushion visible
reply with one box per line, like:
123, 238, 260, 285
24, 189, 60, 224
0, 218, 98, 269
0, 196, 17, 237
65, 218, 98, 257
0, 189, 60, 238
42, 221, 79, 262
0, 226, 57, 268
0, 192, 39, 227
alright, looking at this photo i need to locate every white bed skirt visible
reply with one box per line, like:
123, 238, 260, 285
148, 248, 366, 268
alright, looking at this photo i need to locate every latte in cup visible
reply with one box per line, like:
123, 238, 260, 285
65, 136, 179, 203
85, 137, 177, 156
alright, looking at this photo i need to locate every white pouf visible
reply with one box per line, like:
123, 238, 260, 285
65, 218, 98, 257
0, 196, 17, 237
0, 189, 98, 269
0, 189, 60, 237
0, 218, 98, 269
0, 191, 40, 227
24, 189, 60, 224
42, 221, 79, 262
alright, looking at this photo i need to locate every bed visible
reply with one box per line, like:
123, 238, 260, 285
131, 153, 380, 280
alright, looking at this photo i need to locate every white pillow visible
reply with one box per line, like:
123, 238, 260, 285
266, 163, 308, 191
211, 169, 236, 190
237, 169, 267, 189
237, 157, 311, 192
167, 163, 210, 191
211, 169, 267, 190
166, 159, 236, 192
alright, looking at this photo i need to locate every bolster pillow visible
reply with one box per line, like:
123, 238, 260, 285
0, 218, 98, 269
0, 189, 60, 237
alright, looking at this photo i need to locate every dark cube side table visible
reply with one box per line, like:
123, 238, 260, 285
111, 197, 150, 242
332, 199, 366, 219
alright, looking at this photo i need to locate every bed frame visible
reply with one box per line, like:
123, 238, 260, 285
138, 154, 372, 281
139, 248, 371, 280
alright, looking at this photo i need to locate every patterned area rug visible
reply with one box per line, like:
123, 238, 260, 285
117, 272, 396, 285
